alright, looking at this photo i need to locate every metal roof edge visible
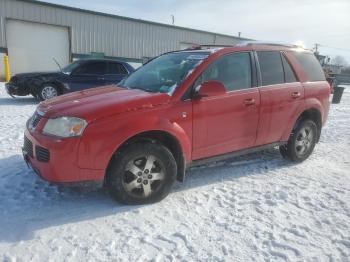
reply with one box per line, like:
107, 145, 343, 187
18, 0, 250, 41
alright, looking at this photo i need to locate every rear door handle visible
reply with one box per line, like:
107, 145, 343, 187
291, 92, 301, 98
243, 98, 255, 106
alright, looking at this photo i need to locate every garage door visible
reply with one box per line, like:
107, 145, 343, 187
6, 20, 69, 74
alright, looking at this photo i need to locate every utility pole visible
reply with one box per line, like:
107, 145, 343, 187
314, 43, 320, 54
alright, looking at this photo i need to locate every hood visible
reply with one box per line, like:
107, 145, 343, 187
37, 85, 171, 121
15, 71, 62, 79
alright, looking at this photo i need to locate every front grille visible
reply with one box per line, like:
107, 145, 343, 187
23, 136, 33, 158
36, 146, 50, 162
29, 112, 43, 129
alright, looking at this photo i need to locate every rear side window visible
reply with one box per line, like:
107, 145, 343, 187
293, 52, 326, 81
257, 51, 284, 85
108, 62, 128, 75
281, 54, 297, 83
75, 61, 107, 75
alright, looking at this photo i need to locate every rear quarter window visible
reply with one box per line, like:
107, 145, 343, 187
293, 52, 326, 81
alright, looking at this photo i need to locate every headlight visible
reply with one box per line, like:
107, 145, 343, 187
43, 117, 87, 138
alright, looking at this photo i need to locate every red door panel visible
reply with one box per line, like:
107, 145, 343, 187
192, 87, 260, 160
255, 82, 304, 145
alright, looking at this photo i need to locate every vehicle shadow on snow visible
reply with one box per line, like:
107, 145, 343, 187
0, 96, 38, 106
0, 148, 292, 243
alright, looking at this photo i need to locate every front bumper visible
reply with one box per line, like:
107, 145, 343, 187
23, 128, 104, 184
5, 82, 30, 96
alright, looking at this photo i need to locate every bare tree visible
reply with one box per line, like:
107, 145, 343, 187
331, 55, 348, 67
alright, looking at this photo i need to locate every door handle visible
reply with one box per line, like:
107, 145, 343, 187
291, 92, 301, 98
243, 98, 255, 106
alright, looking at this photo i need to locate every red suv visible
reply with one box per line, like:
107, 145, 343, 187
23, 43, 330, 204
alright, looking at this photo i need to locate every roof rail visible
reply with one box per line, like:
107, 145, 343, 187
184, 44, 233, 50
183, 41, 306, 52
236, 40, 299, 48
200, 44, 234, 48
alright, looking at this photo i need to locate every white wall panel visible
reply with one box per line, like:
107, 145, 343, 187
6, 19, 69, 74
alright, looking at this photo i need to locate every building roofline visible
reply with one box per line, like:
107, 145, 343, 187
18, 0, 249, 41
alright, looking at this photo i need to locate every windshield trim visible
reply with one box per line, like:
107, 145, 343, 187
62, 60, 84, 74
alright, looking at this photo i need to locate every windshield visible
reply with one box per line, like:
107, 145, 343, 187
119, 52, 209, 94
62, 61, 82, 74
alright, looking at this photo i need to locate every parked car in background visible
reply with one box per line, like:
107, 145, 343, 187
5, 59, 134, 100
23, 43, 330, 204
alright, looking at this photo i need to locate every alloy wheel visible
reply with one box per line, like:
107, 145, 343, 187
41, 86, 58, 100
295, 126, 314, 157
122, 155, 165, 198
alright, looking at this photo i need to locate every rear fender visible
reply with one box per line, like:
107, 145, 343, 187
281, 98, 324, 141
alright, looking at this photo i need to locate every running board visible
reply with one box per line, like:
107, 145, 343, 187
189, 142, 286, 168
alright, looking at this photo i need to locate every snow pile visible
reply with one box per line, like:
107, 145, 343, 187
0, 83, 349, 261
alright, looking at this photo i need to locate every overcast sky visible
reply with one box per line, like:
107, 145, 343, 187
44, 0, 350, 64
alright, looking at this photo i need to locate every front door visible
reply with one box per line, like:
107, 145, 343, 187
68, 61, 108, 91
192, 52, 260, 160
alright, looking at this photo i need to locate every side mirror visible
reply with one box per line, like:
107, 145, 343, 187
194, 80, 226, 98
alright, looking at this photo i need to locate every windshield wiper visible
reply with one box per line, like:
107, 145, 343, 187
128, 86, 157, 93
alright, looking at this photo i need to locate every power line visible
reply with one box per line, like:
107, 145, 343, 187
319, 44, 350, 52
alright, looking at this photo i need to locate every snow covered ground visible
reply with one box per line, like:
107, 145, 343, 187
0, 83, 349, 261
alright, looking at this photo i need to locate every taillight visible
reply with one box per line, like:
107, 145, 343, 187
327, 79, 334, 94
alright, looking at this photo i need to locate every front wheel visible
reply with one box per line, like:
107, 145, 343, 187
280, 119, 318, 162
38, 84, 59, 101
107, 142, 177, 204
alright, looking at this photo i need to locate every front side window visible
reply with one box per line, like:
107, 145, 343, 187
119, 52, 209, 94
74, 61, 107, 75
257, 51, 284, 86
197, 52, 252, 91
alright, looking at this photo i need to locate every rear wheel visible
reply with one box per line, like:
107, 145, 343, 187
38, 84, 59, 101
107, 141, 177, 204
280, 119, 317, 162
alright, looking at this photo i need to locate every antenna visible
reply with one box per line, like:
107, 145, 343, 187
171, 15, 175, 25
52, 57, 62, 73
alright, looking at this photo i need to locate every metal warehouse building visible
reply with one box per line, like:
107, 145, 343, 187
0, 0, 245, 79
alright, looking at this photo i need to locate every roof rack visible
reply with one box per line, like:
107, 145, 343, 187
200, 44, 234, 48
236, 40, 299, 48
183, 41, 306, 52
185, 41, 303, 50
184, 44, 233, 50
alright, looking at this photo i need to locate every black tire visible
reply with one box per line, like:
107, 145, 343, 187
107, 141, 177, 205
38, 83, 59, 101
279, 119, 317, 162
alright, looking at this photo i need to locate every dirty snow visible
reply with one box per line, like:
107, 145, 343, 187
0, 83, 349, 261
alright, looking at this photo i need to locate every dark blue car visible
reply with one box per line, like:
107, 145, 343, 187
5, 59, 135, 101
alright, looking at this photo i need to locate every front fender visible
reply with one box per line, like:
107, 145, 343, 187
78, 114, 191, 171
